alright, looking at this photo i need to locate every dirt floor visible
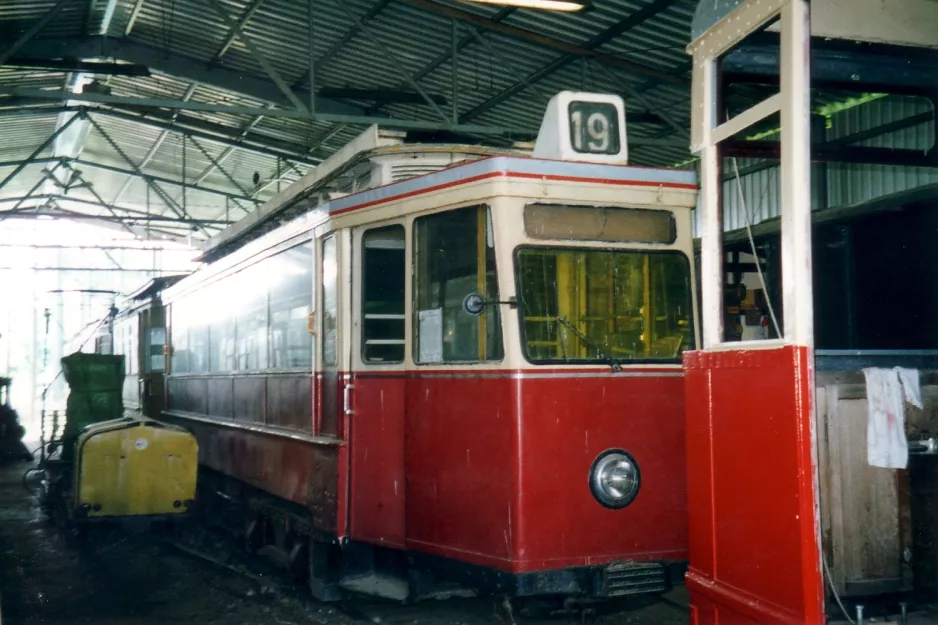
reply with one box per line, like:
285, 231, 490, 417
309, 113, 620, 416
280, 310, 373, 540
0, 461, 689, 625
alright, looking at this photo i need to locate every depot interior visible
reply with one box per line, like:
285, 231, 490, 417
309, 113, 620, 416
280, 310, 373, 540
0, 0, 937, 623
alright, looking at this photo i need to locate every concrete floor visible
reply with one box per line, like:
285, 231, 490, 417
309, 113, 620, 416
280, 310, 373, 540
0, 461, 689, 625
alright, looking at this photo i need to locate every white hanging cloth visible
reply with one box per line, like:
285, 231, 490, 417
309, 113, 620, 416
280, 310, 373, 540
862, 367, 922, 469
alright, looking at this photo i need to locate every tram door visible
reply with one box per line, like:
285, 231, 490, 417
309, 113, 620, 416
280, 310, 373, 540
347, 223, 407, 547
684, 1, 824, 623
138, 306, 168, 419
318, 232, 347, 437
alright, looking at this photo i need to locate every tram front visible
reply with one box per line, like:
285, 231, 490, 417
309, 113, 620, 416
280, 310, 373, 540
429, 92, 699, 598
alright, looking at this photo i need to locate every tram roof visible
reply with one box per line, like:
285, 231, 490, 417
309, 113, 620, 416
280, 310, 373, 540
165, 155, 698, 299
316, 155, 698, 219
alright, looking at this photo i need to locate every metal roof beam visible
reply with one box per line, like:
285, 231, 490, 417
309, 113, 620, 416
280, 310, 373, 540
459, 0, 682, 123
315, 0, 394, 74
0, 0, 76, 67
124, 0, 147, 36
71, 158, 260, 203
98, 107, 317, 164
331, 0, 449, 123
17, 36, 366, 117
0, 265, 193, 272
205, 0, 308, 113
399, 0, 688, 87
109, 83, 198, 205
409, 7, 515, 86
191, 110, 271, 188
69, 168, 141, 236
213, 0, 268, 60
9, 162, 65, 213
0, 111, 82, 193
0, 105, 320, 164
184, 136, 253, 210
86, 113, 196, 228
367, 7, 516, 118
0, 154, 259, 203
57, 198, 232, 225
2, 58, 149, 75
4, 87, 529, 136
2, 204, 230, 226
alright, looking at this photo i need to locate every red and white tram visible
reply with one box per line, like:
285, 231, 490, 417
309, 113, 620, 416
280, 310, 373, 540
159, 91, 698, 601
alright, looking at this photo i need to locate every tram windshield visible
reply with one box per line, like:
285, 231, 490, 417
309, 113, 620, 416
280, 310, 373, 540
516, 248, 692, 364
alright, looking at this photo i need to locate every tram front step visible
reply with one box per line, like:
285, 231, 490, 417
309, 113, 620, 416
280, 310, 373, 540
339, 572, 410, 601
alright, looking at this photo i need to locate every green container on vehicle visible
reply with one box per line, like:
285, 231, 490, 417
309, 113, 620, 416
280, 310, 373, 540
60, 352, 125, 460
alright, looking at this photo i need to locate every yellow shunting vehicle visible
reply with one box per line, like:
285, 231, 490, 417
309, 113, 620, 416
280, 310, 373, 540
73, 417, 198, 519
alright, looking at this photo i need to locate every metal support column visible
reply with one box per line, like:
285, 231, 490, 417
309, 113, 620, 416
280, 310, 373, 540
451, 19, 458, 124
308, 0, 316, 115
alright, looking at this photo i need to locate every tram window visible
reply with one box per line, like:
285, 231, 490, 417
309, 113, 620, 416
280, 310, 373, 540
147, 327, 166, 373
187, 289, 210, 373
414, 205, 503, 363
524, 204, 675, 244
171, 301, 189, 374
230, 262, 268, 371
268, 242, 313, 369
322, 236, 338, 367
516, 248, 692, 363
208, 279, 236, 372
362, 226, 405, 363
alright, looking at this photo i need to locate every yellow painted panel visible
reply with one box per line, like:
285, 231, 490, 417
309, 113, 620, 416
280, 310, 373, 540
74, 419, 197, 517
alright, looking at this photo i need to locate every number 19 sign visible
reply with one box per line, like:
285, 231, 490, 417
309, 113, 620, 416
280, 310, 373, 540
533, 91, 629, 164
569, 101, 620, 155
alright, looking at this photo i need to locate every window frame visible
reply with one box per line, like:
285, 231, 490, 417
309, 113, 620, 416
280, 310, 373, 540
513, 244, 695, 366
411, 203, 505, 366
523, 202, 677, 245
321, 233, 339, 368
360, 224, 407, 366
166, 236, 314, 377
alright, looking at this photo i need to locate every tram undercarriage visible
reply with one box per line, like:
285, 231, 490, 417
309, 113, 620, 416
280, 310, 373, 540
196, 465, 685, 607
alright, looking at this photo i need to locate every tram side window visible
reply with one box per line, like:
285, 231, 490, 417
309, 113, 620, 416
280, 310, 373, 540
169, 241, 314, 374
269, 242, 314, 369
516, 249, 692, 363
188, 289, 210, 373
362, 226, 405, 363
208, 279, 236, 372
146, 327, 166, 373
171, 301, 189, 374
235, 262, 270, 371
322, 236, 338, 367
414, 205, 503, 363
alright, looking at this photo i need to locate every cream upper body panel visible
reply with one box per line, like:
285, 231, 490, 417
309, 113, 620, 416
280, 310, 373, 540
164, 156, 698, 374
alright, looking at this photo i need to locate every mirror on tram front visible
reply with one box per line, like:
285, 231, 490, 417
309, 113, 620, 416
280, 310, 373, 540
461, 292, 486, 316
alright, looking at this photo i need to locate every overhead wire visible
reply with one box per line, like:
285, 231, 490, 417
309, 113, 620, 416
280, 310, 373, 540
729, 156, 781, 338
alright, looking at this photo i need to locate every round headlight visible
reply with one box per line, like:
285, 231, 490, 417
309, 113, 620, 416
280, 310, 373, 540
589, 449, 641, 509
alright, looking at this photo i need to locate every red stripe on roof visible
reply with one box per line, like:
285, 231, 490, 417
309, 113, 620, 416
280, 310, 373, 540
330, 170, 697, 216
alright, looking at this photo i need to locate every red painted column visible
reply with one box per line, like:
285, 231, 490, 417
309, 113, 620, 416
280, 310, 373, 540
683, 346, 823, 625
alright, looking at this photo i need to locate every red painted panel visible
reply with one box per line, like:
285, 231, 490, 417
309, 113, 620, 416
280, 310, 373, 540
683, 346, 823, 625
404, 375, 518, 569
163, 414, 345, 535
404, 370, 687, 573
309, 443, 346, 535
349, 373, 406, 548
516, 374, 687, 572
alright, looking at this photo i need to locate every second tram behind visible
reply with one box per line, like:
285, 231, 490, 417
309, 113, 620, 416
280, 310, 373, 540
137, 92, 699, 602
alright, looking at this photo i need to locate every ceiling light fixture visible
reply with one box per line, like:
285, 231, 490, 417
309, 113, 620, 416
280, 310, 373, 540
462, 0, 592, 12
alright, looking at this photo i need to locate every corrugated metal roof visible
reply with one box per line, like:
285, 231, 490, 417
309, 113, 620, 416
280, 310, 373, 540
1, 0, 928, 242
0, 0, 703, 240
